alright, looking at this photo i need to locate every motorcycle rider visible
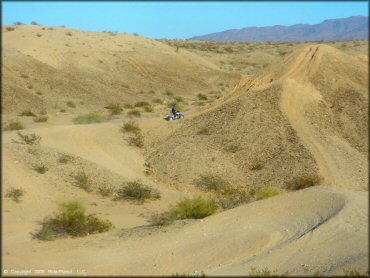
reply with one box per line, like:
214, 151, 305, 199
171, 104, 178, 118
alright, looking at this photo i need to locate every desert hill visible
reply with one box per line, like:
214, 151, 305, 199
2, 24, 240, 114
190, 16, 369, 42
146, 44, 368, 191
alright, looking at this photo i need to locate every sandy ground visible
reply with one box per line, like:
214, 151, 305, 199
3, 112, 368, 276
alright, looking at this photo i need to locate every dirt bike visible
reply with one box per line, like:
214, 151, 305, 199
165, 112, 184, 121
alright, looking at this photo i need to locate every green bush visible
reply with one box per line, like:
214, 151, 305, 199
34, 116, 48, 123
34, 164, 48, 174
170, 196, 217, 220
127, 109, 141, 117
17, 131, 41, 145
149, 196, 217, 226
73, 113, 109, 124
286, 174, 321, 190
73, 171, 92, 192
115, 180, 160, 202
6, 187, 25, 203
122, 121, 140, 134
33, 201, 113, 240
6, 26, 15, 31
194, 174, 230, 192
3, 120, 24, 131
19, 109, 36, 117
251, 186, 282, 200
105, 103, 123, 115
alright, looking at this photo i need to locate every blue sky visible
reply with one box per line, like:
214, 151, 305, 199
2, 1, 368, 39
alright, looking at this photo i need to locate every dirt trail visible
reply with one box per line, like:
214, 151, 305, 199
280, 46, 368, 190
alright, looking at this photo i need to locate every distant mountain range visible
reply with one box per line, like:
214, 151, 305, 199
189, 16, 368, 42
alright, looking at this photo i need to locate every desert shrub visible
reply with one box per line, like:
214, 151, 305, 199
60, 109, 66, 113
14, 21, 23, 25
30, 21, 39, 25
148, 90, 155, 94
33, 164, 48, 174
48, 27, 54, 30
144, 105, 154, 112
215, 187, 251, 210
248, 267, 289, 277
34, 116, 48, 123
39, 108, 47, 115
73, 171, 92, 192
153, 98, 163, 104
149, 196, 217, 226
20, 73, 29, 79
17, 131, 41, 145
6, 187, 25, 203
115, 180, 160, 202
194, 174, 230, 192
248, 159, 265, 170
123, 103, 133, 109
286, 174, 321, 190
127, 109, 141, 117
33, 201, 113, 240
148, 211, 176, 226
6, 26, 15, 31
171, 271, 206, 277
105, 103, 123, 115
224, 144, 241, 153
66, 31, 72, 36
3, 120, 24, 131
251, 186, 282, 201
175, 96, 184, 102
36, 33, 42, 37
224, 46, 234, 53
134, 101, 150, 108
133, 33, 139, 36
170, 196, 217, 220
73, 112, 109, 124
197, 127, 210, 135
197, 93, 208, 100
165, 90, 174, 96
19, 109, 36, 117
128, 132, 144, 148
58, 153, 74, 163
343, 268, 365, 276
122, 121, 140, 134
66, 101, 76, 108
97, 184, 115, 197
